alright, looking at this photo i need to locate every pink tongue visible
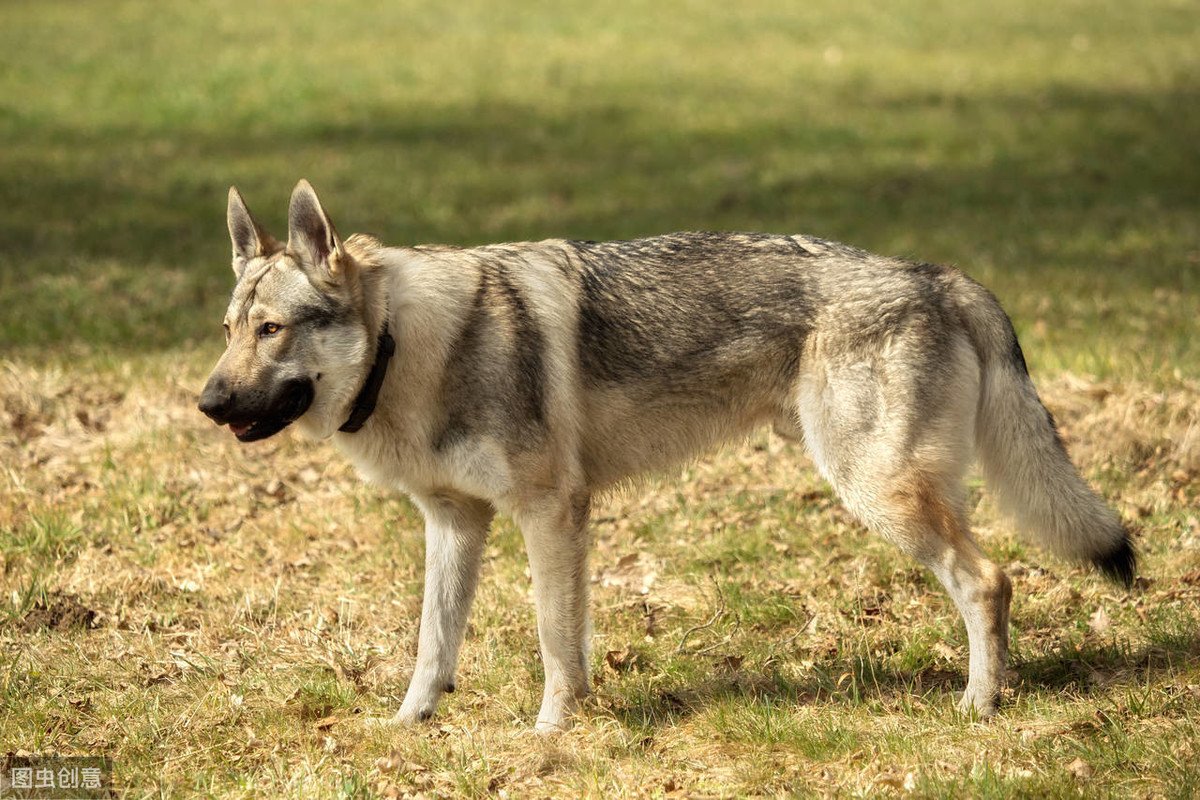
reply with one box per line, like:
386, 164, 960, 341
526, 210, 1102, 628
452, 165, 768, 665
230, 423, 251, 436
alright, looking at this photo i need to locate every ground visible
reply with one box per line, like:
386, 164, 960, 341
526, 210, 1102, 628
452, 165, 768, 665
3, 364, 1199, 797
1, 0, 1198, 797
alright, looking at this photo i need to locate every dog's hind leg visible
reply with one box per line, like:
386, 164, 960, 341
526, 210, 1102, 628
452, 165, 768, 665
796, 333, 1011, 716
514, 489, 593, 732
863, 470, 1012, 716
394, 494, 494, 725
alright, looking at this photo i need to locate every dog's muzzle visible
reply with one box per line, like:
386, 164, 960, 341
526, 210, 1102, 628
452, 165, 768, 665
198, 377, 315, 442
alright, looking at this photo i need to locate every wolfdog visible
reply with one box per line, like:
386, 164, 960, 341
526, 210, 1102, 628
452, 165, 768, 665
199, 180, 1134, 730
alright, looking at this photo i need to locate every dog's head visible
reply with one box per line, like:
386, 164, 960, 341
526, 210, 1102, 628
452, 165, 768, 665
199, 180, 376, 441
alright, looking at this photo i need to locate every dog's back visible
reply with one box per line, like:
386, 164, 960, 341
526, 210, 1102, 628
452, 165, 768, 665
528, 232, 966, 488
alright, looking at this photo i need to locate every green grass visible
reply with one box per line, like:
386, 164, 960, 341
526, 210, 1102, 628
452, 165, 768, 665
1, 0, 1198, 797
2, 0, 1197, 376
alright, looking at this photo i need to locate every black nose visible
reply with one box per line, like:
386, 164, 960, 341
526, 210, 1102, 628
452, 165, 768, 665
199, 379, 234, 423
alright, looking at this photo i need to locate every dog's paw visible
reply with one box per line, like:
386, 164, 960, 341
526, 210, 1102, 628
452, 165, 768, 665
956, 688, 1000, 720
393, 695, 439, 726
392, 705, 436, 726
393, 674, 454, 725
533, 700, 580, 734
534, 717, 572, 735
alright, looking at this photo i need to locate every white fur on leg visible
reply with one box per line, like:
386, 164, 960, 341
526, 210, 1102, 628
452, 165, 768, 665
392, 494, 492, 725
515, 492, 591, 733
934, 553, 1011, 718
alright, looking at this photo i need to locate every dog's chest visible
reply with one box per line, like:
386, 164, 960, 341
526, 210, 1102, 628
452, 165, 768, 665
333, 417, 514, 505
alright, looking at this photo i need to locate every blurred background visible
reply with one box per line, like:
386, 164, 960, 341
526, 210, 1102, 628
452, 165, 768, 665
1, 5, 1198, 793
0, 0, 1196, 380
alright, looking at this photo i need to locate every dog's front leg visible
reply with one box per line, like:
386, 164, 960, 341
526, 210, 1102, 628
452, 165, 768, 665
393, 494, 493, 725
515, 490, 592, 732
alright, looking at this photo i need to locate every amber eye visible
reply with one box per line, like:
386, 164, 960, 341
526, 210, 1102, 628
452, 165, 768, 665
259, 322, 281, 337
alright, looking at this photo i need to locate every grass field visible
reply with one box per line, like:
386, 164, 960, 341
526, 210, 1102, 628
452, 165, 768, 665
1, 0, 1198, 796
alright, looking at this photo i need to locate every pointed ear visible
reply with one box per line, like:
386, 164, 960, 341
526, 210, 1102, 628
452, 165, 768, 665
287, 179, 349, 282
227, 187, 280, 278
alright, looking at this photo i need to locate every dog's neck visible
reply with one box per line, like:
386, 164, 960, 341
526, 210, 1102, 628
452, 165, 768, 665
338, 327, 395, 433
339, 235, 394, 433
346, 235, 390, 341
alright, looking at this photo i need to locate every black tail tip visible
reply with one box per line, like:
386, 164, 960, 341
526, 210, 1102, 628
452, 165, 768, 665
1093, 536, 1136, 589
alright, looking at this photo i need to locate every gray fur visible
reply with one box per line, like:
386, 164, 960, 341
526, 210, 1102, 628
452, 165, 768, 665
200, 181, 1134, 730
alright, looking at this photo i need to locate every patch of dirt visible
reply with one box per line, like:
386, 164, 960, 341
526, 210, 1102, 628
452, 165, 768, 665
17, 595, 100, 632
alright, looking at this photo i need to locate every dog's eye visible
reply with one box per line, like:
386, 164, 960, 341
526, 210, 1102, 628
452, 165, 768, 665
259, 322, 281, 337
222, 324, 230, 343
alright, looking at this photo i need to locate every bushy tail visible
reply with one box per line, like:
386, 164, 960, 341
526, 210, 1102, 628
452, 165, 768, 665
954, 277, 1135, 586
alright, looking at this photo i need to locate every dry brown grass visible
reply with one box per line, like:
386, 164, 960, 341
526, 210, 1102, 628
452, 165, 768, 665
2, 357, 1198, 797
3, 0, 1197, 793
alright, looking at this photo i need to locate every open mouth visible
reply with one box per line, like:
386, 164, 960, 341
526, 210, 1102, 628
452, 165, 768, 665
229, 417, 293, 442
224, 381, 315, 443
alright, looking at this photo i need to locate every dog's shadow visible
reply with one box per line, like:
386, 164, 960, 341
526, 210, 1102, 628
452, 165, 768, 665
602, 630, 1200, 729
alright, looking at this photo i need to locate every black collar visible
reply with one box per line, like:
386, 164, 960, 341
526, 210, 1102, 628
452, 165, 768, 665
339, 329, 396, 433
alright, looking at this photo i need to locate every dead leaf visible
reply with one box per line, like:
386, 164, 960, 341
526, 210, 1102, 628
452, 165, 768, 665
932, 641, 959, 661
874, 772, 904, 788
374, 750, 406, 773
1067, 757, 1092, 780
604, 647, 644, 674
314, 606, 339, 632
713, 654, 744, 673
